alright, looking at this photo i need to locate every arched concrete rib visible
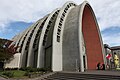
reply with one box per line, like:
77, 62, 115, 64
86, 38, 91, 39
52, 1, 77, 71
37, 9, 60, 68
15, 27, 33, 48
8, 37, 18, 48
14, 31, 28, 51
27, 18, 46, 67
78, 1, 91, 72
17, 25, 33, 52
20, 21, 40, 67
78, 1, 105, 70
62, 5, 81, 71
14, 33, 24, 49
8, 33, 22, 48
8, 25, 31, 53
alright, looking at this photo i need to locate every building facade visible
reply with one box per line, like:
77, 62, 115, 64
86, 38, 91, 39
104, 44, 120, 69
5, 1, 105, 72
111, 46, 120, 68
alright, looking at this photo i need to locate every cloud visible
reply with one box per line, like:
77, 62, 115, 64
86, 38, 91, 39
1, 0, 120, 31
101, 27, 120, 46
0, 0, 120, 46
102, 33, 120, 46
88, 0, 120, 31
0, 21, 32, 39
0, 0, 76, 33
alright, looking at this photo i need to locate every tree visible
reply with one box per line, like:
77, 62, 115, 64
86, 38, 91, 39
0, 38, 19, 70
0, 38, 14, 62
0, 47, 13, 62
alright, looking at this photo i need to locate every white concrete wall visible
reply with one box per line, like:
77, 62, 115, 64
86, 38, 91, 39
5, 53, 21, 68
37, 9, 59, 68
52, 1, 76, 71
27, 19, 43, 67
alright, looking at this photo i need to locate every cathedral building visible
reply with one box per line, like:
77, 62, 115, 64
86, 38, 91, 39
5, 1, 105, 72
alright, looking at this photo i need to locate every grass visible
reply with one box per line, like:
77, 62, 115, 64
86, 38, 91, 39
0, 67, 49, 78
116, 68, 120, 70
12, 70, 26, 78
0, 70, 26, 78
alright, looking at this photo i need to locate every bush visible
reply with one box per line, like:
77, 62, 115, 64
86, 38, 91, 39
12, 68, 18, 70
19, 67, 27, 71
4, 68, 18, 70
28, 68, 37, 72
20, 67, 37, 72
37, 68, 47, 72
4, 68, 11, 70
20, 67, 52, 72
2, 71, 14, 78
24, 72, 29, 76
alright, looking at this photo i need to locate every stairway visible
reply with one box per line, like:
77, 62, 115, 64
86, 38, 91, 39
43, 71, 120, 80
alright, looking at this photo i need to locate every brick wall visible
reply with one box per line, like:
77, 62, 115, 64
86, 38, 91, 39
82, 5, 104, 69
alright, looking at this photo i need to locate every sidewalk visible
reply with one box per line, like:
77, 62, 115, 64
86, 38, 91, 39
1, 70, 120, 80
0, 77, 7, 80
84, 70, 120, 76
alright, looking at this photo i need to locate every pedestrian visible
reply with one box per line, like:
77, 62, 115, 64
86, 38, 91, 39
97, 62, 101, 70
101, 63, 105, 70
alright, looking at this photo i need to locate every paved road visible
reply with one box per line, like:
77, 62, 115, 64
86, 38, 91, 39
1, 70, 120, 80
0, 77, 7, 80
83, 70, 120, 76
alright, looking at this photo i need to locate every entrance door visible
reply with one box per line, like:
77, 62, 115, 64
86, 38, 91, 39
44, 46, 52, 70
83, 55, 86, 71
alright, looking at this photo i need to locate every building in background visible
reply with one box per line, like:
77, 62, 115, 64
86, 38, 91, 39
104, 44, 120, 69
111, 46, 120, 69
5, 1, 105, 72
104, 44, 113, 69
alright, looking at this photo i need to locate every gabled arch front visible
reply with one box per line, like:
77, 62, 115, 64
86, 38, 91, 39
79, 1, 105, 70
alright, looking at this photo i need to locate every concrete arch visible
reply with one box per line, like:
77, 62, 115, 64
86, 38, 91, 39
62, 5, 81, 71
17, 26, 33, 52
15, 34, 24, 48
78, 1, 105, 70
37, 9, 60, 68
20, 21, 40, 67
13, 31, 27, 50
52, 1, 77, 71
8, 33, 23, 48
27, 18, 46, 67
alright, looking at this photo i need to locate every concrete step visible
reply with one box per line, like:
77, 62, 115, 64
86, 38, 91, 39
44, 72, 120, 80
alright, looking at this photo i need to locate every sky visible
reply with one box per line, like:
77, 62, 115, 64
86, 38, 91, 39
0, 0, 120, 47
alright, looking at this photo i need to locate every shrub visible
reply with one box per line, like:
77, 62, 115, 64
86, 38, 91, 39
20, 67, 52, 72
19, 67, 27, 71
12, 68, 18, 70
2, 71, 14, 78
4, 68, 11, 70
24, 72, 29, 76
37, 68, 47, 72
4, 68, 18, 71
20, 67, 37, 72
